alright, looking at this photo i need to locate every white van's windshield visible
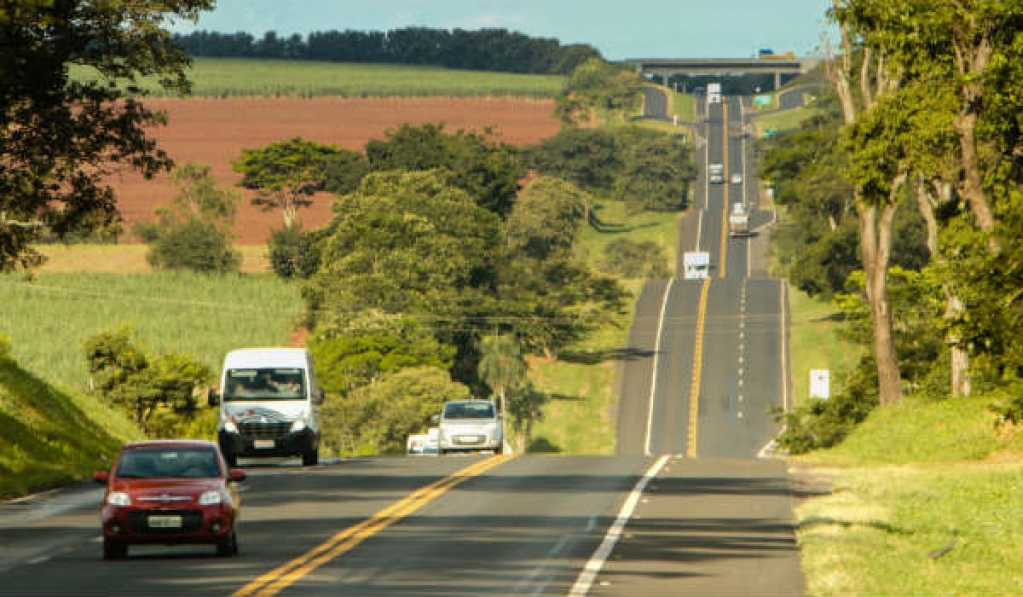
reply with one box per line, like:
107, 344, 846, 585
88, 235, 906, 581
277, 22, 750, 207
224, 368, 306, 401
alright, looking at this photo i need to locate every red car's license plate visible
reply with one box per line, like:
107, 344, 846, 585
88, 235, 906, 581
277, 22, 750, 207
148, 515, 183, 529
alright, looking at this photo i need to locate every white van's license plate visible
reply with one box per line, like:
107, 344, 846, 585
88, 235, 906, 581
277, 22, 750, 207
253, 439, 275, 449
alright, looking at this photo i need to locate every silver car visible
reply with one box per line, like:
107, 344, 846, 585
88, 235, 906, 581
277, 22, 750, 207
436, 400, 503, 455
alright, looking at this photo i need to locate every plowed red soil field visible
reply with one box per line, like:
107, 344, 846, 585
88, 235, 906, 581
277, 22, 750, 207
113, 96, 559, 243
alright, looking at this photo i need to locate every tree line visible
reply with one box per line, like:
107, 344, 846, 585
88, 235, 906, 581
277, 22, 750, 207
761, 0, 1023, 452
171, 27, 602, 75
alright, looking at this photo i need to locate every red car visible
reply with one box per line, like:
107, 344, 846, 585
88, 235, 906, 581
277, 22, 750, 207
93, 439, 245, 560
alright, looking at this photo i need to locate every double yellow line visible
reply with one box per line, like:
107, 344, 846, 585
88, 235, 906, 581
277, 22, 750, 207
234, 455, 512, 597
687, 278, 712, 458
719, 100, 730, 280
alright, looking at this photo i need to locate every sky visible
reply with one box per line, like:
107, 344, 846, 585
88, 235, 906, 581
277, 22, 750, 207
172, 0, 836, 60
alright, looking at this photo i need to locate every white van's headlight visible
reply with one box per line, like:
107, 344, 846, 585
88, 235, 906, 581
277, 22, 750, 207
290, 419, 307, 433
223, 419, 239, 434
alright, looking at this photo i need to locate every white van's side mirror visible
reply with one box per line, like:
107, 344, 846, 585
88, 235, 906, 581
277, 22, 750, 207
207, 388, 220, 407
312, 387, 325, 405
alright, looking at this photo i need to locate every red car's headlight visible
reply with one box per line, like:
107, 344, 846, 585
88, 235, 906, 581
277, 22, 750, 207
199, 490, 223, 506
106, 492, 131, 507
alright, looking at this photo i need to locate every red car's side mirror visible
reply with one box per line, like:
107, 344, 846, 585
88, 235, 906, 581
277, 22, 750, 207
228, 469, 246, 483
92, 471, 109, 485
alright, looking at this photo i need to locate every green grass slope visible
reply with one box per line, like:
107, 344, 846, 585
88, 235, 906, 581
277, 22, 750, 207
0, 354, 134, 499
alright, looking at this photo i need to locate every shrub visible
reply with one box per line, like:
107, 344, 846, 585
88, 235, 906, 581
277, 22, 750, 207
267, 224, 321, 280
776, 357, 879, 453
146, 218, 241, 273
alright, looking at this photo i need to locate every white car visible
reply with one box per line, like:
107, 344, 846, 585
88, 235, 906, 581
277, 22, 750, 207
406, 428, 439, 455
436, 400, 503, 455
731, 173, 743, 185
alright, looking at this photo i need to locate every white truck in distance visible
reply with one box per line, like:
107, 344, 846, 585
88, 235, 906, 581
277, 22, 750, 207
707, 82, 722, 104
683, 251, 710, 279
729, 202, 750, 237
208, 347, 324, 466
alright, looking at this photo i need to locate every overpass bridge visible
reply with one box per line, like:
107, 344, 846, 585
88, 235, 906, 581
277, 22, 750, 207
628, 57, 820, 90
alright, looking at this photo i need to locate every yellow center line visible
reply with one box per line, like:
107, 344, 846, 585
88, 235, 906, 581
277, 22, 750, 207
719, 100, 730, 279
687, 277, 712, 458
234, 455, 513, 597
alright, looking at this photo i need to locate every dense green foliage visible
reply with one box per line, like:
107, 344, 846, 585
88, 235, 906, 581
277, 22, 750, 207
140, 163, 241, 273
267, 224, 322, 280
172, 28, 600, 75
84, 329, 212, 436
554, 58, 644, 125
365, 124, 522, 217
146, 218, 241, 273
0, 0, 211, 271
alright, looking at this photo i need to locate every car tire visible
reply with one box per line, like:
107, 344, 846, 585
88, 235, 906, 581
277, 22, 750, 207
103, 538, 127, 560
216, 529, 238, 557
493, 444, 503, 455
302, 446, 318, 466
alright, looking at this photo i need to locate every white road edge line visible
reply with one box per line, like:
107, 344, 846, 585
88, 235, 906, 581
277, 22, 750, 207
567, 455, 671, 597
644, 278, 675, 457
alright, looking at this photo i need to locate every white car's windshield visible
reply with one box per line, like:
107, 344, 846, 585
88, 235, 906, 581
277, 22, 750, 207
443, 403, 495, 419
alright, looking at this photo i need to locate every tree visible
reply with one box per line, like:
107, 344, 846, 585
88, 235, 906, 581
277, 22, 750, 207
143, 163, 241, 273
84, 329, 211, 435
302, 170, 502, 320
554, 58, 643, 124
322, 366, 471, 455
364, 123, 522, 217
232, 137, 340, 227
0, 0, 212, 271
615, 134, 695, 213
478, 334, 527, 416
309, 311, 456, 398
506, 176, 589, 260
525, 128, 620, 193
825, 0, 907, 405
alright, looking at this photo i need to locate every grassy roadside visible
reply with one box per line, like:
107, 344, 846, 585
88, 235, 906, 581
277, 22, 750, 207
795, 396, 1023, 595
0, 353, 139, 499
786, 285, 861, 407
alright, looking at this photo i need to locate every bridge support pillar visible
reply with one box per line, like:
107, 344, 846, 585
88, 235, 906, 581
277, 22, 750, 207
774, 71, 781, 90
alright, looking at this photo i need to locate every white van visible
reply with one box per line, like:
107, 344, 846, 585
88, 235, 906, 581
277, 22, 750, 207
208, 348, 324, 466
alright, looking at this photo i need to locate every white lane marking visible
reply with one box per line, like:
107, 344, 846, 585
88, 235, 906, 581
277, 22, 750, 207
567, 456, 670, 597
586, 516, 597, 534
27, 555, 51, 565
645, 279, 676, 457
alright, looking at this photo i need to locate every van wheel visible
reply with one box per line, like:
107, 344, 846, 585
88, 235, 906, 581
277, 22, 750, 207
302, 447, 318, 466
103, 538, 127, 560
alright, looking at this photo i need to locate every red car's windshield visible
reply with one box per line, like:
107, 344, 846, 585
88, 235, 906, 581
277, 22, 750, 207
116, 447, 221, 479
